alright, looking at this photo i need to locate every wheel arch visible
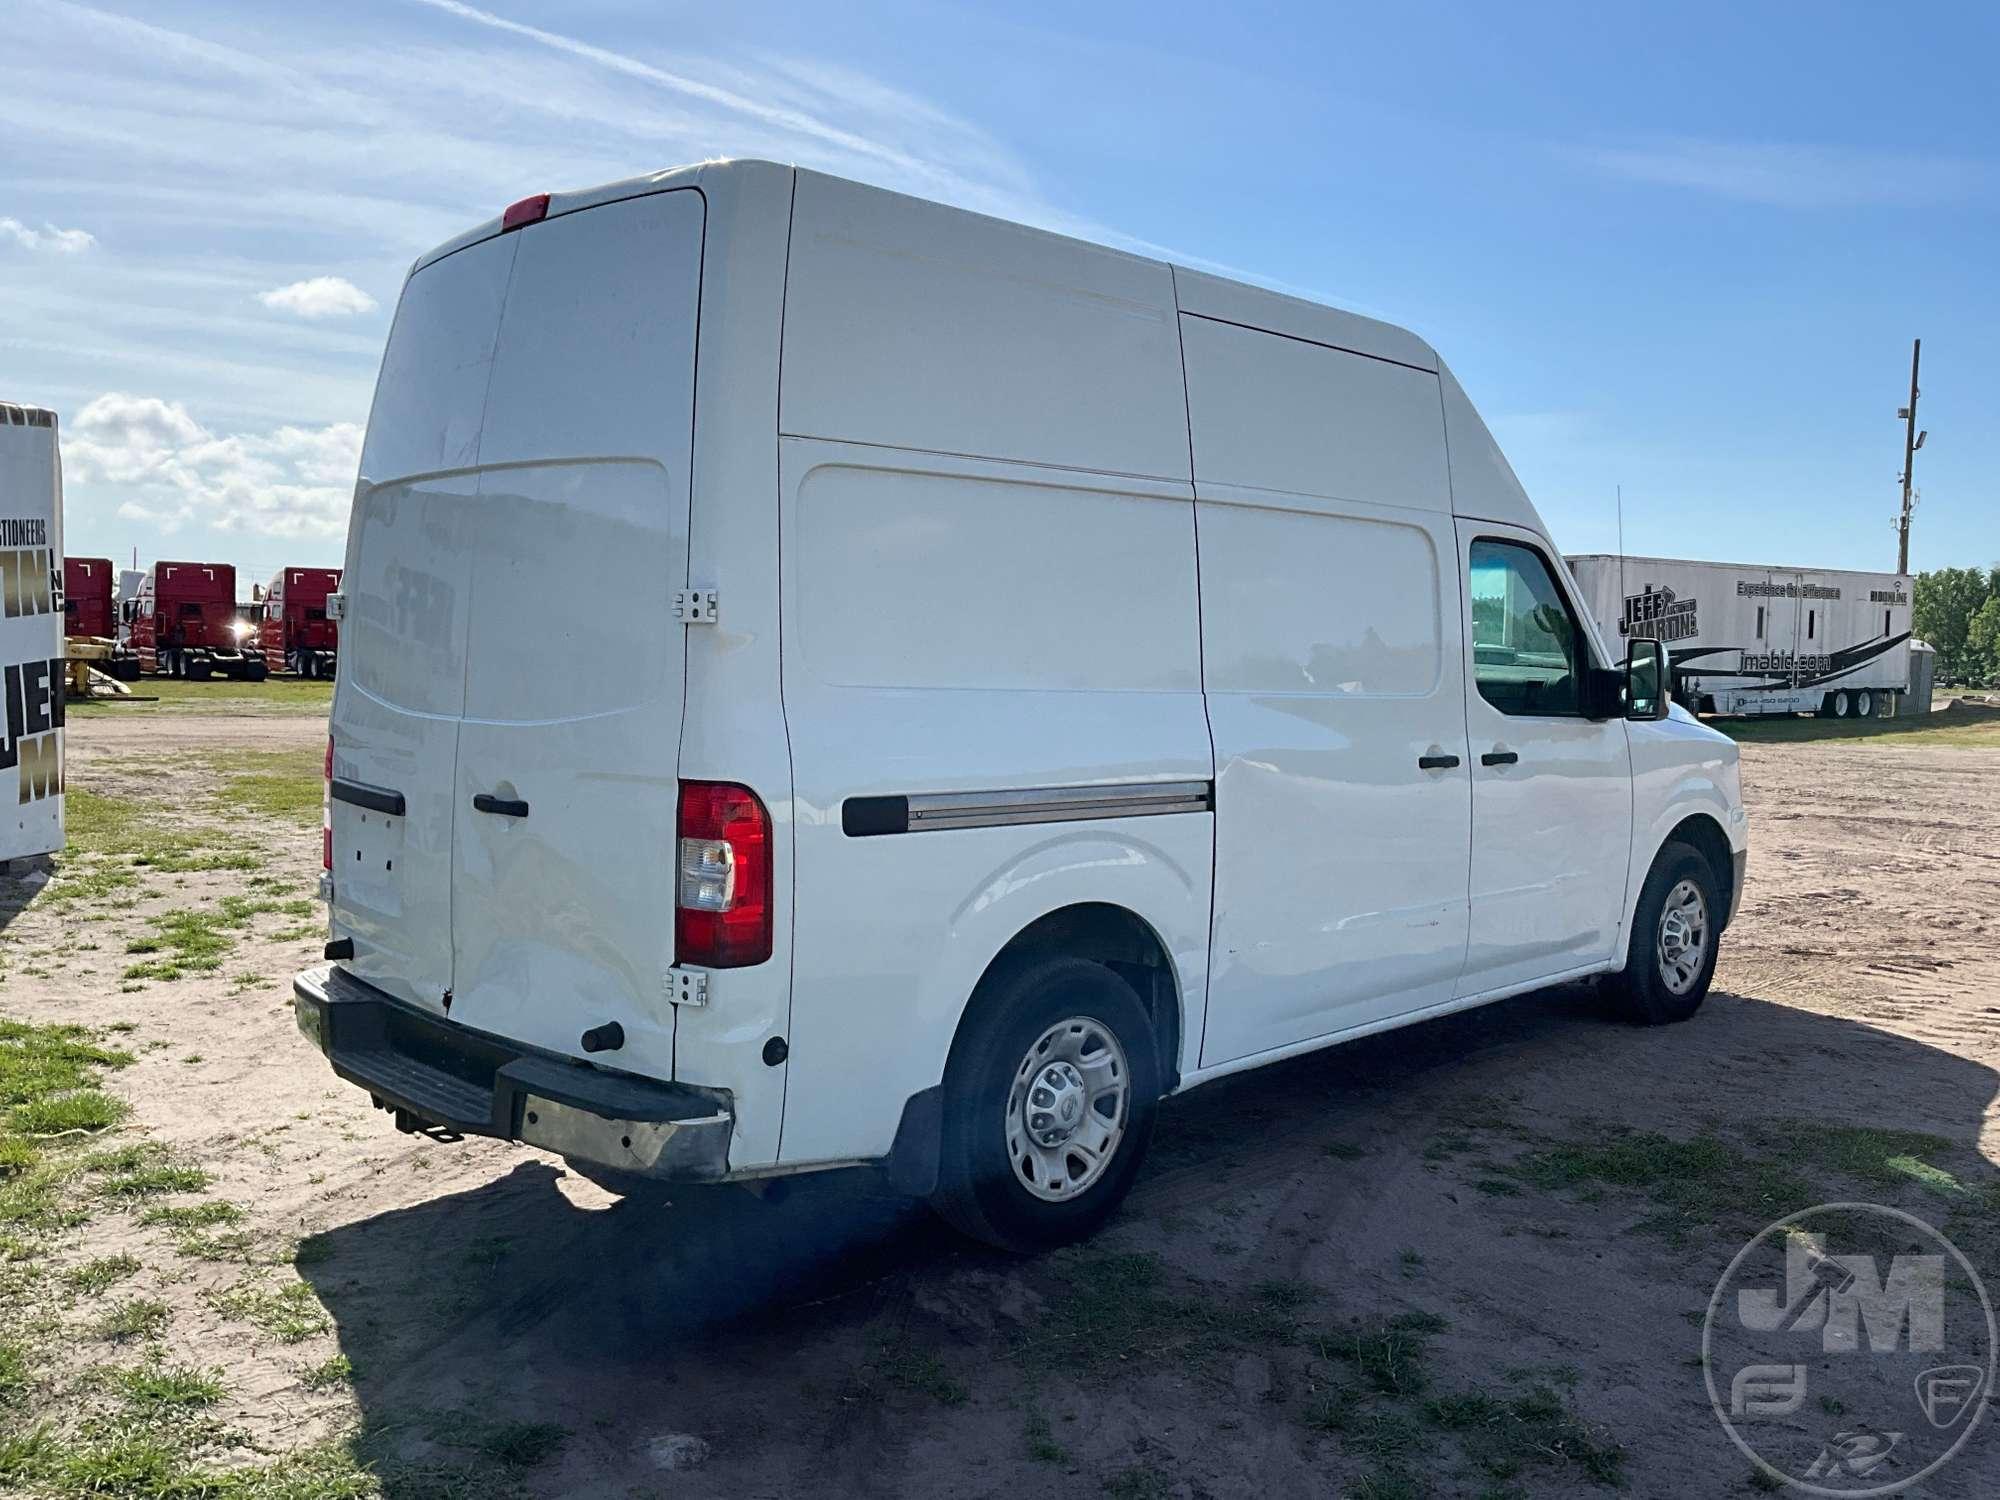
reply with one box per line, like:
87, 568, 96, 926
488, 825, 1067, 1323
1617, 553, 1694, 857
1651, 811, 1736, 929
961, 902, 1185, 1092
884, 898, 1191, 1199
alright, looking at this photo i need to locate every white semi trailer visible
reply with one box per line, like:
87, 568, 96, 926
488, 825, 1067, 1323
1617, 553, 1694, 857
0, 402, 67, 861
1566, 554, 1913, 718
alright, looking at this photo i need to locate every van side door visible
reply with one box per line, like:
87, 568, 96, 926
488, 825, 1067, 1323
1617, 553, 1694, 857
1455, 524, 1632, 997
1184, 314, 1472, 1067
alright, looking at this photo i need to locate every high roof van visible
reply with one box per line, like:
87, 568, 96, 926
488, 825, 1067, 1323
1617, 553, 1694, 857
296, 161, 1749, 1250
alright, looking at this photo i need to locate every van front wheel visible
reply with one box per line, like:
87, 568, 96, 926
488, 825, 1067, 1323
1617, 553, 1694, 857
1608, 841, 1720, 1025
931, 956, 1160, 1252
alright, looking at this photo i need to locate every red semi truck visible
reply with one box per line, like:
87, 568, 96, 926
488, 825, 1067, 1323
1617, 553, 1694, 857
129, 560, 267, 680
262, 566, 341, 678
62, 556, 116, 639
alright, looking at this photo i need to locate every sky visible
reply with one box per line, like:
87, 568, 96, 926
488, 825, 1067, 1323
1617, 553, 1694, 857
2, 0, 1996, 585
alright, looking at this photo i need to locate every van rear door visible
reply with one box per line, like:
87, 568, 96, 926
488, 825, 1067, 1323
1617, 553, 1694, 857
333, 191, 701, 1082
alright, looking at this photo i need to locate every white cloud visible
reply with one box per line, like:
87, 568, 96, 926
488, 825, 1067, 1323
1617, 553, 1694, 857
0, 216, 97, 253
66, 393, 359, 539
1562, 138, 1984, 208
258, 276, 378, 318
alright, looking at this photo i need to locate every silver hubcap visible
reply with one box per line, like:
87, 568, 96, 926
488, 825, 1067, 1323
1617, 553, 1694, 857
1656, 878, 1709, 995
1007, 1016, 1129, 1203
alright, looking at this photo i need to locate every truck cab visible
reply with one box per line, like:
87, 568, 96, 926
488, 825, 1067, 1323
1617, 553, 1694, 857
62, 556, 115, 640
130, 561, 267, 681
262, 566, 342, 678
296, 161, 1749, 1251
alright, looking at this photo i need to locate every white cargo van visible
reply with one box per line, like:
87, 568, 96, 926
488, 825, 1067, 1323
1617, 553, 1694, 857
296, 161, 1749, 1250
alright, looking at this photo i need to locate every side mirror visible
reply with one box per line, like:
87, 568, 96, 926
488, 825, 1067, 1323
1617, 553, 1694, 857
1626, 637, 1670, 721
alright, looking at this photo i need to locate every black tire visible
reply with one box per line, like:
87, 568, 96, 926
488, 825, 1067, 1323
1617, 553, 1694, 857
1607, 841, 1720, 1025
189, 658, 212, 681
931, 956, 1162, 1253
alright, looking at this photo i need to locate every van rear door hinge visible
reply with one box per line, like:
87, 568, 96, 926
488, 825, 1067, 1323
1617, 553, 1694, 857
672, 588, 718, 625
666, 967, 709, 1007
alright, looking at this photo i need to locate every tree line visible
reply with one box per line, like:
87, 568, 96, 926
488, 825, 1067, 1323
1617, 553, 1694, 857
1913, 566, 2000, 685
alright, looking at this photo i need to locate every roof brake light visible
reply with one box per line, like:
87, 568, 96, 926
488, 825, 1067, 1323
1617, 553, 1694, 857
501, 193, 550, 232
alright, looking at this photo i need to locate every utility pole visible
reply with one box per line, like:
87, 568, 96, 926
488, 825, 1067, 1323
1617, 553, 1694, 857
1896, 338, 1922, 576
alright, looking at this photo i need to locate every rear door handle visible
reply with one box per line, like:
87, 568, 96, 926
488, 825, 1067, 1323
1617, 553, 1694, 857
472, 793, 529, 818
1480, 750, 1519, 767
1417, 753, 1460, 770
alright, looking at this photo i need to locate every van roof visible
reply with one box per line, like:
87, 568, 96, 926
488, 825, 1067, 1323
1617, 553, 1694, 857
410, 159, 1437, 373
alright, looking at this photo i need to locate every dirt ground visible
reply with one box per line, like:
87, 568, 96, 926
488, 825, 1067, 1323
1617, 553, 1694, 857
2, 697, 1996, 1499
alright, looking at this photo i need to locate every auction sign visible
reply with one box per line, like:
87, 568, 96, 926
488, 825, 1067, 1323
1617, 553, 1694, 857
0, 404, 66, 862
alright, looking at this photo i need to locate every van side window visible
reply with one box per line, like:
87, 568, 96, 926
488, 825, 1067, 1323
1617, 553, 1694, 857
1468, 540, 1584, 717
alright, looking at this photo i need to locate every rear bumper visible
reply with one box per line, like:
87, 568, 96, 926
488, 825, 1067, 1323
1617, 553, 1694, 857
292, 965, 733, 1182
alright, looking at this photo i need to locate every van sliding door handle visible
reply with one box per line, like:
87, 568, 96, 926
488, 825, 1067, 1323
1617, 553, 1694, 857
1416, 753, 1460, 770
1480, 750, 1519, 767
472, 793, 530, 818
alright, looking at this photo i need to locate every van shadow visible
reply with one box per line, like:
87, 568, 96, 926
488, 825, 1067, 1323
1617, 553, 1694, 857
0, 854, 56, 935
297, 980, 1998, 1493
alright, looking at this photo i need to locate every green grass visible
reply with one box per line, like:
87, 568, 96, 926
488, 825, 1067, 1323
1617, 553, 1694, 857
0, 1338, 26, 1397
474, 1420, 569, 1470
1425, 1382, 1624, 1486
299, 1353, 354, 1392
87, 1144, 212, 1200
1502, 1119, 1978, 1240
123, 895, 292, 982
69, 675, 334, 718
209, 1279, 331, 1343
116, 1360, 226, 1412
1512, 1129, 1811, 1239
1317, 1314, 1446, 1398
139, 1200, 245, 1230
870, 1330, 970, 1406
52, 788, 262, 905
64, 1253, 142, 1294
1019, 1251, 1322, 1373
1103, 1465, 1171, 1500
0, 1429, 381, 1499
93, 1296, 171, 1342
1720, 698, 2000, 748
1022, 1410, 1066, 1464
0, 1018, 134, 1154
199, 748, 325, 824
8, 1090, 127, 1136
1772, 1122, 1965, 1195
0, 1019, 135, 1208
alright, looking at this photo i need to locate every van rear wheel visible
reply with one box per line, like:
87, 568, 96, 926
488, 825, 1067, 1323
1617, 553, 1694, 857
1607, 841, 1719, 1025
931, 956, 1160, 1252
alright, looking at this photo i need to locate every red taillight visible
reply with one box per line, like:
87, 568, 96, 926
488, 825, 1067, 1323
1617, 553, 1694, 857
322, 736, 333, 871
501, 193, 550, 232
676, 781, 772, 968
